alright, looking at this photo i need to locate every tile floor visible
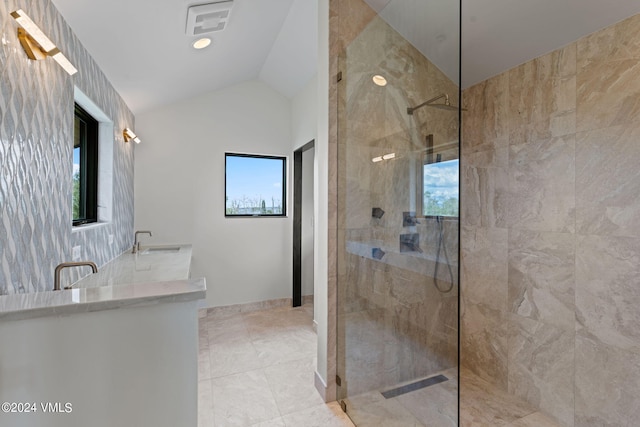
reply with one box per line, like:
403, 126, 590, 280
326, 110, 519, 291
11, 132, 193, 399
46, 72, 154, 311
198, 303, 562, 427
198, 303, 354, 427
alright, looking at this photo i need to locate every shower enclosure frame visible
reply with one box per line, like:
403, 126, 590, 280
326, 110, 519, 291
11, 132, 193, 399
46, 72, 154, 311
332, 0, 462, 424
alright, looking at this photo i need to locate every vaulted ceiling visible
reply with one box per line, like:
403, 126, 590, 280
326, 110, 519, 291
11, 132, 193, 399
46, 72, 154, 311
51, 0, 640, 114
51, 0, 317, 114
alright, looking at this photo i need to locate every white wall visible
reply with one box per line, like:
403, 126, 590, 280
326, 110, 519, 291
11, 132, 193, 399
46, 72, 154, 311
292, 74, 318, 148
315, 0, 331, 398
135, 80, 293, 308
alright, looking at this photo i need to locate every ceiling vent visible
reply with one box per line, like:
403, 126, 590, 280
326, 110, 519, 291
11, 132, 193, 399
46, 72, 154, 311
185, 1, 233, 36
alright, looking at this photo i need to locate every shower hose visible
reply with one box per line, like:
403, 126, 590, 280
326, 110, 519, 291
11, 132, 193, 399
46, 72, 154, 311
433, 216, 454, 293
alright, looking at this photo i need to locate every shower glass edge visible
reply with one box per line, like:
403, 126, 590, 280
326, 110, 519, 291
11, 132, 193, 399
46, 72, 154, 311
335, 0, 461, 425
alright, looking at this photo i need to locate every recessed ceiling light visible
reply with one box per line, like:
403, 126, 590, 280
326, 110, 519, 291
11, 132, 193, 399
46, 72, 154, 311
372, 75, 387, 86
192, 37, 212, 49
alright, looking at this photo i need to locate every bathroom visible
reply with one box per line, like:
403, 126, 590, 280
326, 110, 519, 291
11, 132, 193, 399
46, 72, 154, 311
2, 0, 640, 425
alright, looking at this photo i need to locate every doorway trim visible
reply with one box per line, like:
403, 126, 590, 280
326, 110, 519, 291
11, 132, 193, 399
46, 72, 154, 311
293, 139, 315, 307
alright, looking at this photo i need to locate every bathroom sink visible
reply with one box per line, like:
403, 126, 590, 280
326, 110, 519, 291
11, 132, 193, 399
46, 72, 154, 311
140, 246, 181, 255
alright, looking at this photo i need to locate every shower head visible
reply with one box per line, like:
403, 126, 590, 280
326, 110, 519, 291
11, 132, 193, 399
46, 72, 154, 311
427, 102, 459, 111
407, 93, 465, 115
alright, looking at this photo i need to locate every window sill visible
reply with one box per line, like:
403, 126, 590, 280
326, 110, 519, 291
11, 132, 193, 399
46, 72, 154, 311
225, 215, 289, 218
72, 221, 111, 233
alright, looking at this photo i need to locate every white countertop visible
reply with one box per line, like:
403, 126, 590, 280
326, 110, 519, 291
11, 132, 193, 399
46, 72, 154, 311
0, 244, 205, 322
73, 244, 194, 288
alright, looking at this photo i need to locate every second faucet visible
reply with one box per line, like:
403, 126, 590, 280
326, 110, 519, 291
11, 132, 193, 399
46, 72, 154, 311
54, 261, 98, 291
132, 230, 152, 254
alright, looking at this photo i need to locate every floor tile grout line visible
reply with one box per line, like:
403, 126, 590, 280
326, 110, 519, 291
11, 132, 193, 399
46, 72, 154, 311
199, 377, 215, 427
198, 304, 346, 427
263, 362, 287, 420
262, 356, 321, 418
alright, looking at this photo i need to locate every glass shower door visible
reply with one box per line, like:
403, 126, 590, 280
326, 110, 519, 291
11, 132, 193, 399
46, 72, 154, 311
335, 1, 461, 425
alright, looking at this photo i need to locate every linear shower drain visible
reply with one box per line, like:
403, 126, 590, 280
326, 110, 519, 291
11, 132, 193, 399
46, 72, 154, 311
381, 374, 449, 399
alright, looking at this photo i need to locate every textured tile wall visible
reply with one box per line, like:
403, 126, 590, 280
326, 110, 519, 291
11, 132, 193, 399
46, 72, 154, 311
0, 0, 135, 294
461, 12, 640, 427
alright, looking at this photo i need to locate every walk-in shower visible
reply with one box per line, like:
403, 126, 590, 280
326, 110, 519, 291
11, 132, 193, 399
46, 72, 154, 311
334, 0, 640, 426
407, 94, 460, 296
335, 0, 460, 424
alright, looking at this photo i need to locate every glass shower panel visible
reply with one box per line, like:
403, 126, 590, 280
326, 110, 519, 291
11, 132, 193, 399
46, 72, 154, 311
336, 1, 460, 425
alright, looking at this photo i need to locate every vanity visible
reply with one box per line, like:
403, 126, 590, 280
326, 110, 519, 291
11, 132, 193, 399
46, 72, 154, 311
0, 245, 205, 427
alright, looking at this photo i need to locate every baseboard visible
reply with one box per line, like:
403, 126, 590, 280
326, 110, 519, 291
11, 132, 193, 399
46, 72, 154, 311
314, 370, 338, 403
205, 297, 293, 317
314, 370, 328, 402
204, 294, 316, 317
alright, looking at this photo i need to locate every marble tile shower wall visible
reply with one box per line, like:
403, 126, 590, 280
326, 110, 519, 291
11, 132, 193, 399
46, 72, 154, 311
460, 13, 640, 427
336, 9, 459, 397
0, 0, 135, 294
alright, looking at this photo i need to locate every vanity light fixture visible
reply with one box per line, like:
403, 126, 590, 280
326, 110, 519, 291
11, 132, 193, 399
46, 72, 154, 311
192, 37, 212, 49
123, 128, 141, 144
10, 9, 78, 75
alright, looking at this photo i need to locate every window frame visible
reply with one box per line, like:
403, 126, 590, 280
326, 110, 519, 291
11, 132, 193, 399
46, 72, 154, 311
418, 134, 460, 219
224, 152, 287, 218
73, 103, 99, 226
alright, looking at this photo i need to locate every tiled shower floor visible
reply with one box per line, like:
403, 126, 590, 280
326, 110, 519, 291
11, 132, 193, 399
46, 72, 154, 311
459, 370, 562, 427
343, 368, 458, 426
198, 304, 562, 427
344, 367, 563, 426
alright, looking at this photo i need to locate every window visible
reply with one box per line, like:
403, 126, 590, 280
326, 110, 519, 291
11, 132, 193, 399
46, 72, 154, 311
73, 103, 99, 226
423, 158, 459, 217
421, 135, 459, 217
225, 153, 287, 217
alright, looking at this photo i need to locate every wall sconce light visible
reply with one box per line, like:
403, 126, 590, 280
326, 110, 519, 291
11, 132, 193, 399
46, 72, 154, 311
10, 9, 78, 76
123, 128, 141, 144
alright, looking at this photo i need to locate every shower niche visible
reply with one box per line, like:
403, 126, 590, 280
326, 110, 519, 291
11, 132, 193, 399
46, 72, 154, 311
335, 0, 460, 425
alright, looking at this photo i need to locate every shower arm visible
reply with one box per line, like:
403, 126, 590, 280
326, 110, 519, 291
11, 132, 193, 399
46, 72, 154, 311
407, 94, 449, 115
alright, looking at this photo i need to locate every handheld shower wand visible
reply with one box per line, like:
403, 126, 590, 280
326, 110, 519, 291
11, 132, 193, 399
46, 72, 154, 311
433, 216, 454, 293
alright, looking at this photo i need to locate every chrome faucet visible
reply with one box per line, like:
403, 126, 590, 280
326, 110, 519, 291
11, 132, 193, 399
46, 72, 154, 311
132, 230, 152, 253
54, 261, 98, 291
